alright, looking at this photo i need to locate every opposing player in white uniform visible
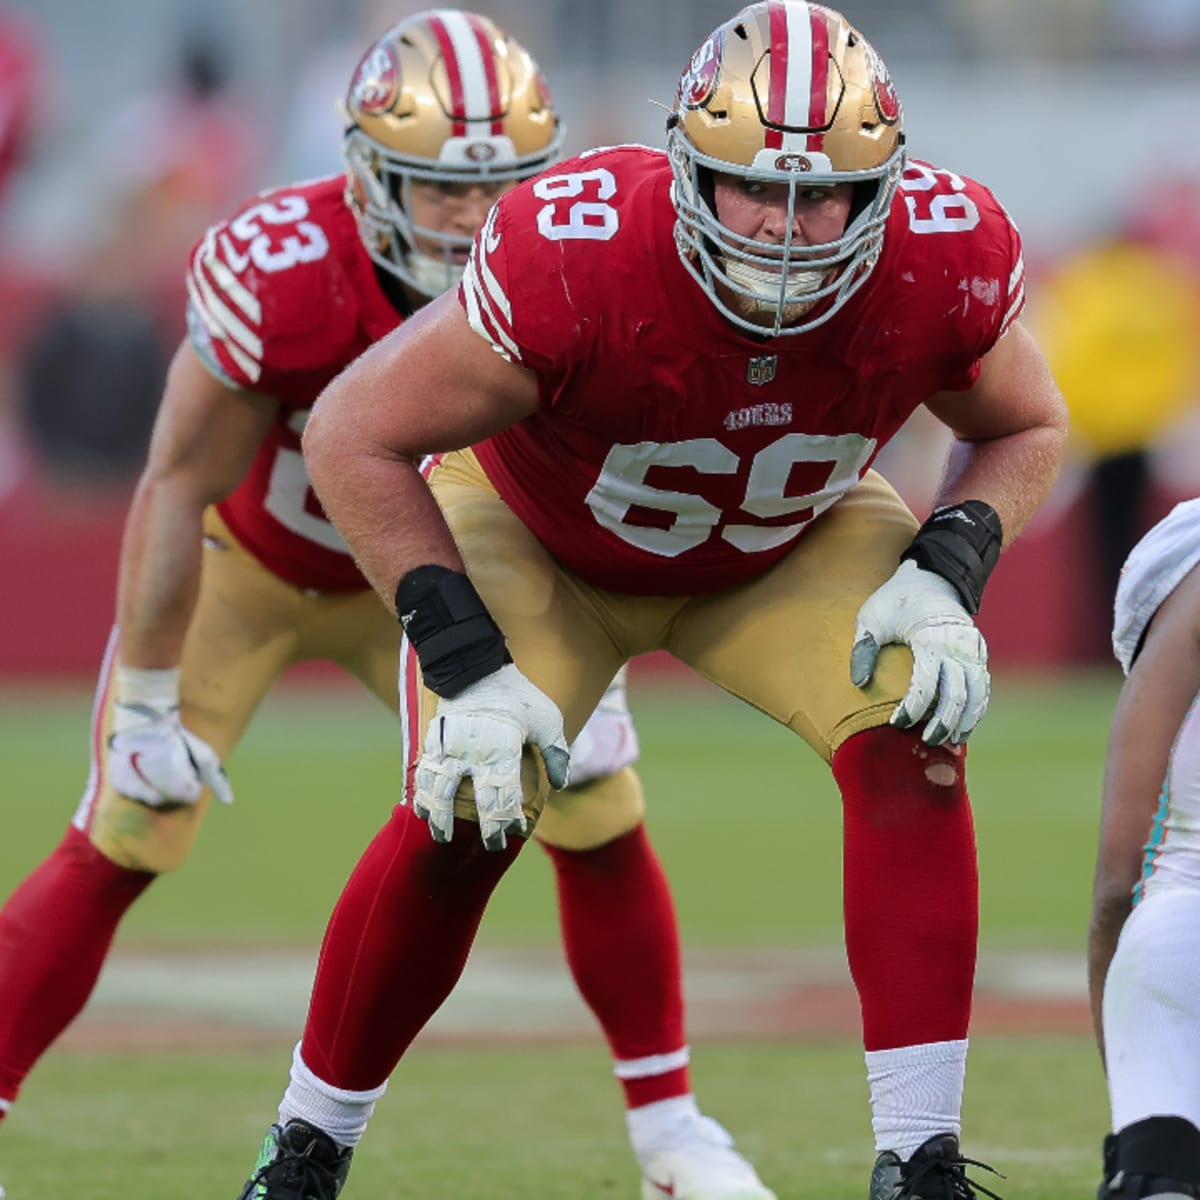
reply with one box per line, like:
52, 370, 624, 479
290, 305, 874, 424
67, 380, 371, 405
0, 13, 773, 1198
1092, 498, 1200, 1200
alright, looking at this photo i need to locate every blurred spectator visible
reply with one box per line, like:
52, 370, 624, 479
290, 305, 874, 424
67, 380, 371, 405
88, 26, 263, 336
12, 26, 263, 488
1032, 235, 1200, 656
15, 261, 168, 487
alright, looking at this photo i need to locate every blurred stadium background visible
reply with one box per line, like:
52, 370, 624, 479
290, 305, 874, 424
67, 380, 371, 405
1, 0, 1199, 675
0, 1, 1198, 1195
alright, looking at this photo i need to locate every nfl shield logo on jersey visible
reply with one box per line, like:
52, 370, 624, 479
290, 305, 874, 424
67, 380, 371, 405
746, 354, 777, 386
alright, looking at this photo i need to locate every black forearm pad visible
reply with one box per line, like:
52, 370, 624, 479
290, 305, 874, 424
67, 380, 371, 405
900, 500, 1003, 615
394, 565, 512, 698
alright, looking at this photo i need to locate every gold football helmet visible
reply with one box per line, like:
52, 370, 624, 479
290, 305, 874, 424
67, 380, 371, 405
342, 8, 564, 297
668, 0, 905, 336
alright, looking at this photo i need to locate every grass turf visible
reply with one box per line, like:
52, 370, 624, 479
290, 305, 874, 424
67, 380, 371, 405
0, 670, 1121, 949
0, 671, 1120, 1198
3, 1036, 1108, 1199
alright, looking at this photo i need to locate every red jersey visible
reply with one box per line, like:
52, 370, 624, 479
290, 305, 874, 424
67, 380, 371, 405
186, 175, 402, 591
462, 146, 1025, 596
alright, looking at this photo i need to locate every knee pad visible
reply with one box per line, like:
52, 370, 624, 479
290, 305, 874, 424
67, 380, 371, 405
534, 766, 646, 851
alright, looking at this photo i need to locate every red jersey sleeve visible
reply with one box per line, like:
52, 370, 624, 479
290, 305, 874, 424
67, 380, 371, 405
458, 147, 664, 386
185, 181, 364, 398
458, 187, 572, 378
893, 160, 1026, 392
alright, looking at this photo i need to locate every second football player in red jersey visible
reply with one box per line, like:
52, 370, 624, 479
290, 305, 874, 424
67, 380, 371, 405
240, 2, 1069, 1198
0, 12, 775, 1200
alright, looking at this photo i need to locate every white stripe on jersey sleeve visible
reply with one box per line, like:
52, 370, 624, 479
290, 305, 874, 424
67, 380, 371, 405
186, 232, 266, 382
205, 234, 262, 324
186, 269, 263, 384
462, 257, 521, 363
474, 208, 512, 319
461, 213, 522, 362
1000, 253, 1026, 335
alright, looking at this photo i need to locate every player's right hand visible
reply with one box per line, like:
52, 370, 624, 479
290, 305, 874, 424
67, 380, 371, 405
414, 662, 571, 851
108, 703, 234, 808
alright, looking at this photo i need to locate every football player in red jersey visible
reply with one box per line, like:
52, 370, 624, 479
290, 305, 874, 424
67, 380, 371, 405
235, 2, 1069, 1198
0, 12, 775, 1199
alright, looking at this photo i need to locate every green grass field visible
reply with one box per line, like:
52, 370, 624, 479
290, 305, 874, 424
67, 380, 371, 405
0, 671, 1120, 1198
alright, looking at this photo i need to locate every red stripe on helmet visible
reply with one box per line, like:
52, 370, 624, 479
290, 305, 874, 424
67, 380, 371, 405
765, 0, 789, 150
427, 14, 467, 137
807, 5, 829, 151
464, 12, 504, 135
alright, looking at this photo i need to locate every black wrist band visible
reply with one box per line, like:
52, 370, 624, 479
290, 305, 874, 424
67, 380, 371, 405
394, 565, 512, 698
900, 500, 1003, 615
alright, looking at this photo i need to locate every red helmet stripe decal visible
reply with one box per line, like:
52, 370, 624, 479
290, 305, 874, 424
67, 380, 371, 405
765, 1, 829, 151
426, 10, 504, 138
426, 13, 467, 137
464, 12, 504, 135
764, 0, 790, 150
806, 6, 829, 151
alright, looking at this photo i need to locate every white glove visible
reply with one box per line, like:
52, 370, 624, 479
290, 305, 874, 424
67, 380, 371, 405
107, 666, 234, 808
414, 662, 571, 850
849, 559, 990, 745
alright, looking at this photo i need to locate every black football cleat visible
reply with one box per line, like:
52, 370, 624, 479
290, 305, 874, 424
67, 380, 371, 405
869, 1134, 1004, 1200
236, 1119, 353, 1200
1099, 1170, 1200, 1199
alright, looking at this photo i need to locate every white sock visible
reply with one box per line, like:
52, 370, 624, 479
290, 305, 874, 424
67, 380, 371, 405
1105, 889, 1200, 1133
627, 1093, 700, 1157
865, 1039, 968, 1158
278, 1043, 387, 1149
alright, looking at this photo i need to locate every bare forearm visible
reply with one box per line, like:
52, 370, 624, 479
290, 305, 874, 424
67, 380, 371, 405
1087, 900, 1130, 1065
933, 423, 1066, 546
307, 439, 463, 611
116, 479, 207, 668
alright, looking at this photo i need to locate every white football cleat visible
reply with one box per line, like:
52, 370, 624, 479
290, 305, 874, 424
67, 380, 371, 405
635, 1110, 777, 1200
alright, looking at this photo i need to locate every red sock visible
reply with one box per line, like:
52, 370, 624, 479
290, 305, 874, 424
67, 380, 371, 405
0, 825, 154, 1104
832, 725, 978, 1051
301, 805, 522, 1091
541, 825, 689, 1109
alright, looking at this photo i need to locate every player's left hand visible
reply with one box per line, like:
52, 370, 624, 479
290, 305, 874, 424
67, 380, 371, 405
414, 663, 571, 850
849, 559, 989, 745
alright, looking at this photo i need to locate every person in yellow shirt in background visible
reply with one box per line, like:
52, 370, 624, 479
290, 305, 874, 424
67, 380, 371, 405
1034, 235, 1200, 658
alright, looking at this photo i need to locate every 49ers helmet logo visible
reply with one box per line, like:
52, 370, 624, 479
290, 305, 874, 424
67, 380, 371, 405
775, 154, 813, 172
679, 32, 721, 108
351, 43, 400, 116
865, 42, 900, 123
